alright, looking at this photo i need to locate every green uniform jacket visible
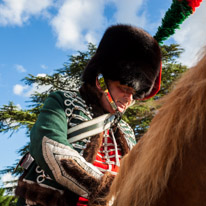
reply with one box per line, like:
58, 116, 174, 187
16, 90, 136, 206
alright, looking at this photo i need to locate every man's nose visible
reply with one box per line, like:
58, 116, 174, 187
124, 92, 133, 102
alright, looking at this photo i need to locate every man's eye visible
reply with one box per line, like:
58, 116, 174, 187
120, 87, 134, 94
119, 87, 127, 92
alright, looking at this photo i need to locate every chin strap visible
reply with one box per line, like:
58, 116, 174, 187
97, 74, 119, 113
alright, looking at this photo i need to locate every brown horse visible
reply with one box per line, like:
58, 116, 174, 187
107, 47, 206, 206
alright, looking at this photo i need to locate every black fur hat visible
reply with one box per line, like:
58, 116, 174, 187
82, 24, 162, 99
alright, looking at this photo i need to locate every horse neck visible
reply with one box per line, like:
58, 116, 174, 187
154, 132, 206, 206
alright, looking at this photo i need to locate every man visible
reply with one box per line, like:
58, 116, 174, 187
15, 24, 161, 206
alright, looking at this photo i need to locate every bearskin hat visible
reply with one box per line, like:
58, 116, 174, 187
82, 24, 162, 100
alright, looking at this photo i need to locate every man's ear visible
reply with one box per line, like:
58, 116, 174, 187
96, 77, 102, 91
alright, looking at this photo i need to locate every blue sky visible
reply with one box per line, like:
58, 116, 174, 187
0, 0, 206, 184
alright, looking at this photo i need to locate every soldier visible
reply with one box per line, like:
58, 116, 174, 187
15, 24, 161, 206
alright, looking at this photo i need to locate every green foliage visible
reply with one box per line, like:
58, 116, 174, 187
161, 44, 184, 64
0, 102, 37, 135
0, 101, 37, 175
157, 44, 188, 98
0, 188, 17, 206
123, 100, 157, 140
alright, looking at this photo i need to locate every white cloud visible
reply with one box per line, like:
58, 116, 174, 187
1, 172, 17, 187
0, 0, 154, 52
13, 84, 28, 95
1, 173, 18, 195
13, 73, 51, 97
25, 73, 51, 96
173, 0, 206, 67
2, 0, 197, 55
37, 73, 47, 77
112, 0, 147, 27
16, 104, 22, 110
50, 0, 107, 51
25, 83, 51, 97
50, 0, 154, 51
15, 64, 26, 73
41, 64, 48, 69
0, 0, 53, 26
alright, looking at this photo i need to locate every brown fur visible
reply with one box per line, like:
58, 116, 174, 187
107, 47, 206, 206
61, 159, 100, 190
15, 172, 79, 206
115, 128, 130, 156
89, 172, 114, 206
83, 133, 104, 163
61, 158, 114, 206
79, 83, 105, 117
83, 129, 130, 163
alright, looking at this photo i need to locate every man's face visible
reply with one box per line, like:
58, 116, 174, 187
99, 80, 135, 113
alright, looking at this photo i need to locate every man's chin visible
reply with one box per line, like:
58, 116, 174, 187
117, 106, 126, 113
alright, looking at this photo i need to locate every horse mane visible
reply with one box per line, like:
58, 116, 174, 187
107, 47, 206, 206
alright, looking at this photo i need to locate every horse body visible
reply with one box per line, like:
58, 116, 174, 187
107, 48, 206, 206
